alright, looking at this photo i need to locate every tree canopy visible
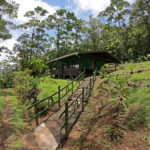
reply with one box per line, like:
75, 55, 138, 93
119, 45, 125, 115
0, 0, 150, 81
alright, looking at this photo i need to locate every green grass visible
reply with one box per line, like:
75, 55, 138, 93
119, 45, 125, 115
110, 61, 150, 128
127, 87, 150, 128
7, 88, 27, 149
38, 77, 71, 100
112, 61, 150, 75
36, 77, 80, 110
0, 89, 5, 123
130, 71, 150, 84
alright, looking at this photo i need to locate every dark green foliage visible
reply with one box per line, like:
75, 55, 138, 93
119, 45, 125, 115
13, 71, 39, 103
0, 61, 15, 88
27, 57, 48, 77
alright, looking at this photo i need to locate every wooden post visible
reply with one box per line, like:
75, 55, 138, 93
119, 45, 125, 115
82, 87, 85, 111
72, 80, 73, 94
58, 85, 60, 108
65, 101, 69, 138
34, 96, 39, 126
90, 78, 92, 89
92, 74, 94, 86
94, 72, 96, 81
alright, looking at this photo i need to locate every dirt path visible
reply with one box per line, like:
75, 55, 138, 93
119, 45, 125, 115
0, 89, 11, 150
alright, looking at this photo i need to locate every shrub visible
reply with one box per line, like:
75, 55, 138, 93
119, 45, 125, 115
99, 64, 109, 77
0, 70, 14, 88
13, 71, 39, 104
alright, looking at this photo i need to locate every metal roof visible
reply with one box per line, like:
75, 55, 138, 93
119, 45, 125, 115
48, 51, 120, 63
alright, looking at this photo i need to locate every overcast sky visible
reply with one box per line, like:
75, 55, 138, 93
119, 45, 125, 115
0, 0, 135, 61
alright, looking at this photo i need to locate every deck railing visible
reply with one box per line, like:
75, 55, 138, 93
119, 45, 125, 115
51, 68, 80, 76
27, 70, 85, 126
58, 71, 96, 138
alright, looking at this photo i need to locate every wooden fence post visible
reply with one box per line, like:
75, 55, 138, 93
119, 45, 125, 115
58, 85, 60, 108
92, 74, 94, 86
34, 96, 39, 126
65, 101, 69, 138
82, 87, 85, 111
90, 78, 92, 89
72, 81, 73, 94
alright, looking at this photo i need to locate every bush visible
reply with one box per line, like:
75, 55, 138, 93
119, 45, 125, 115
0, 70, 14, 88
13, 71, 39, 104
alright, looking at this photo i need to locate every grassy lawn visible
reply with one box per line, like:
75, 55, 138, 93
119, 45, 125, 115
38, 77, 71, 100
60, 61, 150, 150
36, 77, 79, 110
7, 88, 28, 149
112, 61, 150, 75
130, 70, 150, 84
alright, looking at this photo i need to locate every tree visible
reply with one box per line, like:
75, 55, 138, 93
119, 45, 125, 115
27, 57, 48, 77
129, 0, 150, 60
0, 0, 18, 54
98, 0, 130, 62
47, 9, 67, 57
14, 6, 49, 70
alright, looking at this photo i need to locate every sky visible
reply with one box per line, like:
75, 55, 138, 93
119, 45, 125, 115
0, 0, 135, 61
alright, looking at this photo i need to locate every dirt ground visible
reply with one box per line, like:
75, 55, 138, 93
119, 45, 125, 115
60, 77, 150, 150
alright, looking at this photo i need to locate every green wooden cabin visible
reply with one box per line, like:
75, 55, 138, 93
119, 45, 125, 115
48, 51, 119, 78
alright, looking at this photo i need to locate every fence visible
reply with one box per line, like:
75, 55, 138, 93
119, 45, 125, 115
27, 70, 85, 126
58, 71, 96, 139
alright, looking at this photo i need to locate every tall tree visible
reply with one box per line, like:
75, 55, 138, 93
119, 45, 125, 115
0, 0, 18, 54
14, 6, 49, 70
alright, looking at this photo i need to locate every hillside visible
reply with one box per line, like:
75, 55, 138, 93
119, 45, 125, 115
59, 61, 150, 150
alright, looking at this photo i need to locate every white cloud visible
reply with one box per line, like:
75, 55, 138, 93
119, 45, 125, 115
73, 0, 135, 17
0, 38, 17, 61
74, 0, 110, 16
14, 0, 59, 23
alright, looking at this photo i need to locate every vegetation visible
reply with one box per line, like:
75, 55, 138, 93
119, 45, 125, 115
60, 61, 150, 150
38, 77, 70, 100
0, 89, 5, 123
0, 0, 150, 149
7, 89, 27, 149
1, 0, 150, 73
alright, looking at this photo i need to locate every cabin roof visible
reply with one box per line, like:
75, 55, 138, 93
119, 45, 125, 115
48, 51, 120, 63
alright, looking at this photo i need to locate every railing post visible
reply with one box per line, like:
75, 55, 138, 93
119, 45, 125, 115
34, 96, 39, 126
58, 85, 60, 108
82, 87, 85, 111
65, 101, 69, 138
90, 78, 92, 89
79, 75, 81, 84
93, 74, 94, 85
72, 80, 73, 94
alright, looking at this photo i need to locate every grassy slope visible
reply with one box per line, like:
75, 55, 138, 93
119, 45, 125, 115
38, 77, 71, 100
112, 61, 150, 75
7, 89, 27, 149
60, 61, 150, 150
130, 71, 150, 84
